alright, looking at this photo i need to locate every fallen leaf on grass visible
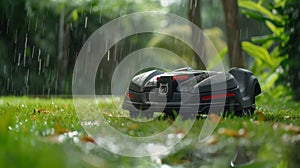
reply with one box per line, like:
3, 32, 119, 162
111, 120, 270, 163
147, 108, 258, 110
33, 108, 49, 114
250, 119, 261, 125
166, 118, 174, 125
218, 128, 248, 138
81, 136, 96, 143
255, 111, 265, 122
31, 115, 39, 121
272, 123, 300, 134
126, 123, 139, 130
280, 124, 300, 134
209, 113, 221, 123
55, 123, 69, 134
43, 134, 60, 143
176, 128, 186, 134
201, 135, 219, 145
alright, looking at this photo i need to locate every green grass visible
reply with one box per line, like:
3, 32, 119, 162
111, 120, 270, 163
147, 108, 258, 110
0, 96, 300, 168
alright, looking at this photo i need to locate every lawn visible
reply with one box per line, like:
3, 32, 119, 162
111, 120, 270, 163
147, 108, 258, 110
0, 96, 300, 168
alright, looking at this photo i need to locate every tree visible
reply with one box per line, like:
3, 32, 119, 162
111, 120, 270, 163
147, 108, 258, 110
188, 0, 202, 29
187, 0, 206, 69
222, 0, 244, 68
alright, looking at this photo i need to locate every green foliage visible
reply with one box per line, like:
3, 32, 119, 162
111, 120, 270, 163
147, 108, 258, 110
239, 0, 297, 101
239, 0, 286, 26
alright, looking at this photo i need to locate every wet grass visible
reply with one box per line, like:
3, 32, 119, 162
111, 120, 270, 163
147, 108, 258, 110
0, 96, 300, 168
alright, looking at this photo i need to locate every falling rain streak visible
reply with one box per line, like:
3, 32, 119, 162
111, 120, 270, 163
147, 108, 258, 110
38, 49, 42, 75
14, 29, 18, 44
31, 46, 35, 58
107, 50, 110, 61
23, 33, 28, 67
17, 53, 21, 66
0, 0, 258, 97
25, 69, 29, 88
85, 16, 88, 28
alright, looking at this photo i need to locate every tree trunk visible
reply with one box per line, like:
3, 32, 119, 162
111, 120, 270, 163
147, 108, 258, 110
188, 0, 202, 28
222, 0, 244, 68
57, 9, 70, 94
188, 0, 205, 69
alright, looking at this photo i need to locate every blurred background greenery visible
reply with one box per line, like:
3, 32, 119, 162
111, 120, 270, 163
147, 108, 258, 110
0, 0, 299, 102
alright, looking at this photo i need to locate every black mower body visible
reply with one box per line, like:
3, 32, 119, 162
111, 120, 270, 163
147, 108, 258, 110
122, 67, 261, 117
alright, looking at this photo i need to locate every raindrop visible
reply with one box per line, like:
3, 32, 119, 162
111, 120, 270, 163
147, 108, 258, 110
35, 15, 39, 31
161, 164, 171, 168
46, 53, 50, 67
73, 137, 79, 143
181, 0, 185, 7
89, 6, 92, 14
13, 45, 17, 62
23, 33, 28, 67
58, 135, 66, 143
189, 0, 193, 10
177, 133, 184, 139
167, 133, 175, 139
107, 50, 110, 61
84, 16, 88, 28
17, 53, 21, 66
87, 42, 91, 54
25, 69, 29, 87
68, 131, 78, 138
31, 46, 35, 58
6, 19, 9, 34
3, 65, 6, 74
37, 48, 41, 61
38, 59, 42, 75
14, 29, 18, 44
99, 9, 103, 24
